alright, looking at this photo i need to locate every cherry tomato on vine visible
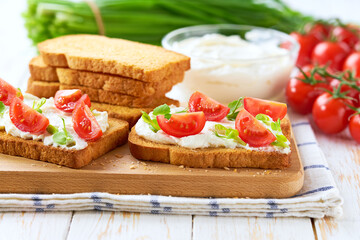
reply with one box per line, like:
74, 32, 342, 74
349, 114, 360, 143
285, 71, 329, 114
312, 92, 354, 134
343, 52, 360, 78
290, 32, 319, 67
332, 26, 359, 48
311, 41, 350, 71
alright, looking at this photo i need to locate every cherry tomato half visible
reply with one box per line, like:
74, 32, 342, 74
72, 101, 102, 141
188, 91, 229, 121
312, 92, 354, 134
157, 112, 206, 138
243, 97, 287, 121
54, 89, 91, 113
0, 78, 23, 106
10, 97, 49, 134
235, 109, 276, 147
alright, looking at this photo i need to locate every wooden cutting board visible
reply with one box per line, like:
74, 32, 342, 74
0, 137, 304, 198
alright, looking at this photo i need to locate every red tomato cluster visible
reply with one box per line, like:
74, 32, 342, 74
286, 22, 360, 143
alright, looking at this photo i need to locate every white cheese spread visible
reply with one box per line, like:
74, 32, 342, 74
168, 33, 294, 103
0, 93, 109, 150
135, 107, 290, 154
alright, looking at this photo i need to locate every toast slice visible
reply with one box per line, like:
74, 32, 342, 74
128, 118, 292, 169
26, 79, 179, 128
60, 84, 178, 107
0, 118, 129, 168
26, 78, 59, 98
38, 34, 190, 82
29, 56, 59, 82
57, 68, 184, 97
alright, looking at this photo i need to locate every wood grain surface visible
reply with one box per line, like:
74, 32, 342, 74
0, 138, 303, 198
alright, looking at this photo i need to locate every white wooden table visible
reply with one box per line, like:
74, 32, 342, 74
0, 0, 360, 239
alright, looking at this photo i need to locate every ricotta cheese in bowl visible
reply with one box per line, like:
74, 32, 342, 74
162, 24, 299, 103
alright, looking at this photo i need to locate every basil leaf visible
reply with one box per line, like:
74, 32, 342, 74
32, 98, 46, 113
175, 108, 188, 114
226, 97, 243, 121
52, 118, 75, 146
141, 111, 160, 133
153, 104, 170, 116
255, 113, 289, 148
0, 101, 5, 116
214, 124, 246, 146
53, 132, 67, 145
46, 125, 59, 134
164, 113, 172, 120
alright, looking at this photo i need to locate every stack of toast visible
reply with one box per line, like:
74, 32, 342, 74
27, 34, 190, 127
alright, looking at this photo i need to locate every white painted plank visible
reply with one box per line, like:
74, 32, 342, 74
0, 211, 73, 240
67, 211, 192, 240
313, 129, 360, 239
193, 216, 314, 240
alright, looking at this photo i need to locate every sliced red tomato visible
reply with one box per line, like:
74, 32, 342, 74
243, 97, 287, 121
54, 89, 91, 113
157, 112, 206, 138
188, 91, 229, 121
72, 101, 102, 141
10, 97, 49, 134
235, 109, 276, 147
311, 41, 350, 71
0, 78, 23, 106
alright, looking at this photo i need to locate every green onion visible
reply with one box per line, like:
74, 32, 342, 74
23, 0, 314, 46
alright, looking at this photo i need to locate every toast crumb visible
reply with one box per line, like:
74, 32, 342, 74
224, 167, 230, 171
233, 169, 237, 172
179, 165, 184, 169
130, 164, 137, 169
205, 170, 209, 172
115, 154, 123, 158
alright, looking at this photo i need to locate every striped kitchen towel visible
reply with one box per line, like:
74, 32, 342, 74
0, 110, 343, 218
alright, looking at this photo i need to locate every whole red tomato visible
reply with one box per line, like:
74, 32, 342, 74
286, 71, 329, 115
306, 23, 331, 41
312, 41, 350, 71
349, 114, 360, 143
343, 52, 360, 78
312, 92, 354, 134
290, 32, 319, 67
332, 26, 359, 48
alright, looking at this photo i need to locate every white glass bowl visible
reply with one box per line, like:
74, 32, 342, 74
162, 24, 299, 103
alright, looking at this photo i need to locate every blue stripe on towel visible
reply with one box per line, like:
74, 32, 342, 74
292, 186, 334, 198
222, 208, 230, 213
291, 122, 310, 128
304, 165, 330, 171
266, 212, 274, 218
209, 211, 217, 216
91, 194, 101, 203
297, 142, 317, 147
32, 195, 42, 206
267, 200, 278, 210
163, 207, 172, 212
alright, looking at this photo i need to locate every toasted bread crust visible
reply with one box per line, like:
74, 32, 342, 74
128, 118, 292, 169
26, 78, 59, 98
60, 84, 178, 108
29, 56, 59, 82
38, 35, 190, 82
0, 119, 128, 168
57, 68, 183, 97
